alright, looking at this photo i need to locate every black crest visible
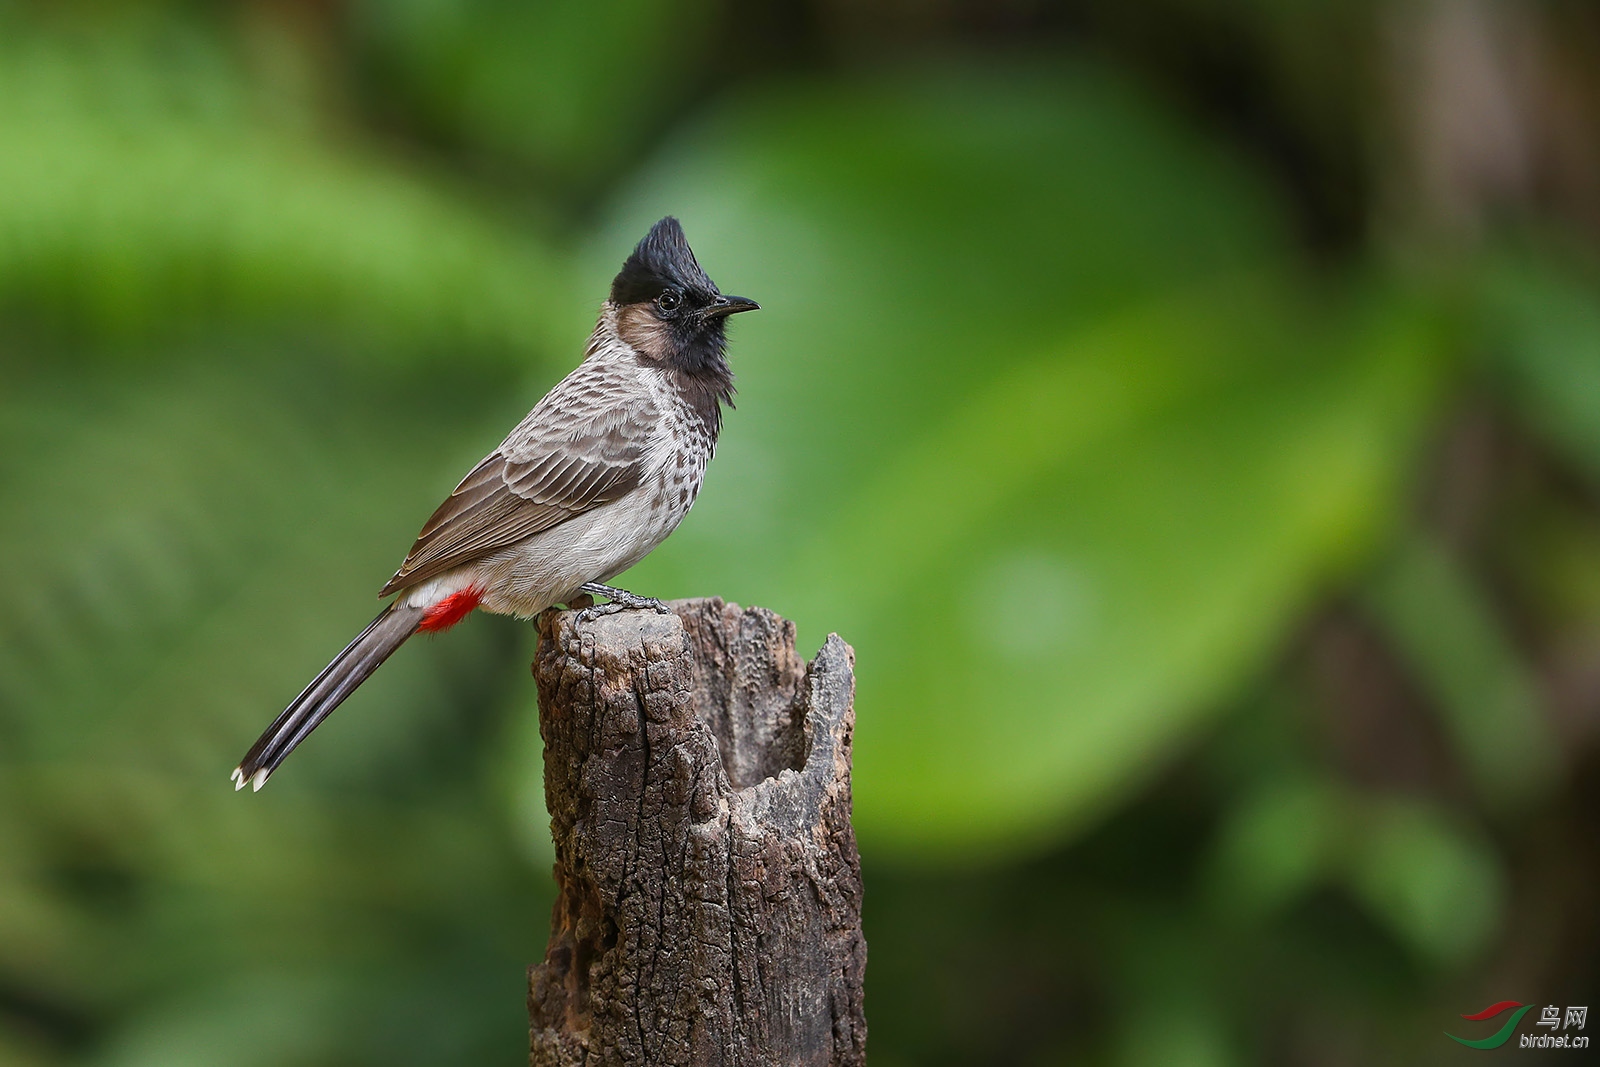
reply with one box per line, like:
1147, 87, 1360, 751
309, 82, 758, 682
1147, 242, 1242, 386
610, 216, 718, 305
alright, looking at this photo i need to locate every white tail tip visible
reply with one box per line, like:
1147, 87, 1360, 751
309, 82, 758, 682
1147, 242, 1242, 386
251, 768, 270, 792
230, 767, 246, 791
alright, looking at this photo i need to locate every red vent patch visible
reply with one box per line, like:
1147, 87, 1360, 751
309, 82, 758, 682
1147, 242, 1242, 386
418, 587, 483, 633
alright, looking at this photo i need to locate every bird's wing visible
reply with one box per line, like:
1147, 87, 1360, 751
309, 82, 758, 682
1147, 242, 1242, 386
379, 362, 656, 596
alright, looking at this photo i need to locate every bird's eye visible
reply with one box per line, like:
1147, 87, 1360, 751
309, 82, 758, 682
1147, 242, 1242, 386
657, 290, 682, 313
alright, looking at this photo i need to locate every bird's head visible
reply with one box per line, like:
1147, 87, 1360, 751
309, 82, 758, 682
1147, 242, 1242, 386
609, 217, 758, 379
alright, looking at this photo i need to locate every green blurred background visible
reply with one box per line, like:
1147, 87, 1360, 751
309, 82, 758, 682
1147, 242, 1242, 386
2, 0, 1598, 1063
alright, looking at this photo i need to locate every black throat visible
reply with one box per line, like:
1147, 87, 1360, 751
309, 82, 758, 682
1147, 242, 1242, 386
668, 342, 735, 439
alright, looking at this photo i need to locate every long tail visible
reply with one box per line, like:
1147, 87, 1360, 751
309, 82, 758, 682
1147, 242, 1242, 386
232, 603, 423, 791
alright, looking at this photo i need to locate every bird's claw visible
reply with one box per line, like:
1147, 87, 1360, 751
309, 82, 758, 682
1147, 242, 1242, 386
572, 587, 670, 623
574, 601, 624, 623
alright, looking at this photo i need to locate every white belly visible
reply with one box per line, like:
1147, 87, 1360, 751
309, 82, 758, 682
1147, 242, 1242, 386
400, 472, 693, 618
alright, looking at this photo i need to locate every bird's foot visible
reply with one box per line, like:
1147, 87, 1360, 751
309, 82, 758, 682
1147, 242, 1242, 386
574, 582, 671, 622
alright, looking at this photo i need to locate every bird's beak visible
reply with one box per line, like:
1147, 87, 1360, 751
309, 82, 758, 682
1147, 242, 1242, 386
702, 295, 760, 320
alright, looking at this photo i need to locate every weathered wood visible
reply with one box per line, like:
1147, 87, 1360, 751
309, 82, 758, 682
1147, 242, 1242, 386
527, 597, 867, 1067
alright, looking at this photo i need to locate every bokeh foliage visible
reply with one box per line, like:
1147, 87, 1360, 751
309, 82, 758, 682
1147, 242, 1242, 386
1, 1, 1598, 1064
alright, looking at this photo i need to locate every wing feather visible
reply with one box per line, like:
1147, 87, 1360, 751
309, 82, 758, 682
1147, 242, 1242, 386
378, 361, 656, 597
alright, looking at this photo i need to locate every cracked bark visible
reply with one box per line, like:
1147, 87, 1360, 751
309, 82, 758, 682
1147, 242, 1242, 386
527, 597, 867, 1067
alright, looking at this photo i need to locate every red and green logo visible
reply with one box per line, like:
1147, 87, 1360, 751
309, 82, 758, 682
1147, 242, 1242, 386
1447, 1001, 1534, 1049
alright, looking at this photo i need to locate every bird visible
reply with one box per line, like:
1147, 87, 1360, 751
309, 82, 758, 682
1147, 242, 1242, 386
231, 216, 758, 792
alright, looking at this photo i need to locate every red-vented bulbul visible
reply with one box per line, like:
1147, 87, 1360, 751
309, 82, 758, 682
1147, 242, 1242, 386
232, 216, 757, 791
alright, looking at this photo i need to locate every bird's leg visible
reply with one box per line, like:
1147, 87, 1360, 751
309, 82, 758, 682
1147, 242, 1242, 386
574, 582, 672, 621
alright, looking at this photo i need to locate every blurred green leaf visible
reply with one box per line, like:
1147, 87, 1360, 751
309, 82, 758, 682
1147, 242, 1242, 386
352, 0, 716, 187
1108, 909, 1243, 1067
818, 288, 1441, 858
1364, 532, 1559, 810
1482, 248, 1600, 485
1204, 774, 1505, 966
1342, 798, 1503, 967
0, 22, 570, 366
91, 974, 346, 1067
586, 62, 1295, 402
1114, 1000, 1236, 1067
1204, 775, 1342, 920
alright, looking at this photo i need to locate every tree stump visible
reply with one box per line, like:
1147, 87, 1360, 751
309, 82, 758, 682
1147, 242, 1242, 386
527, 597, 867, 1067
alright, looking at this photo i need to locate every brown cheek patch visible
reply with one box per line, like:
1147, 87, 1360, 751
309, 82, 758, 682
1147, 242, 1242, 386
616, 304, 676, 361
